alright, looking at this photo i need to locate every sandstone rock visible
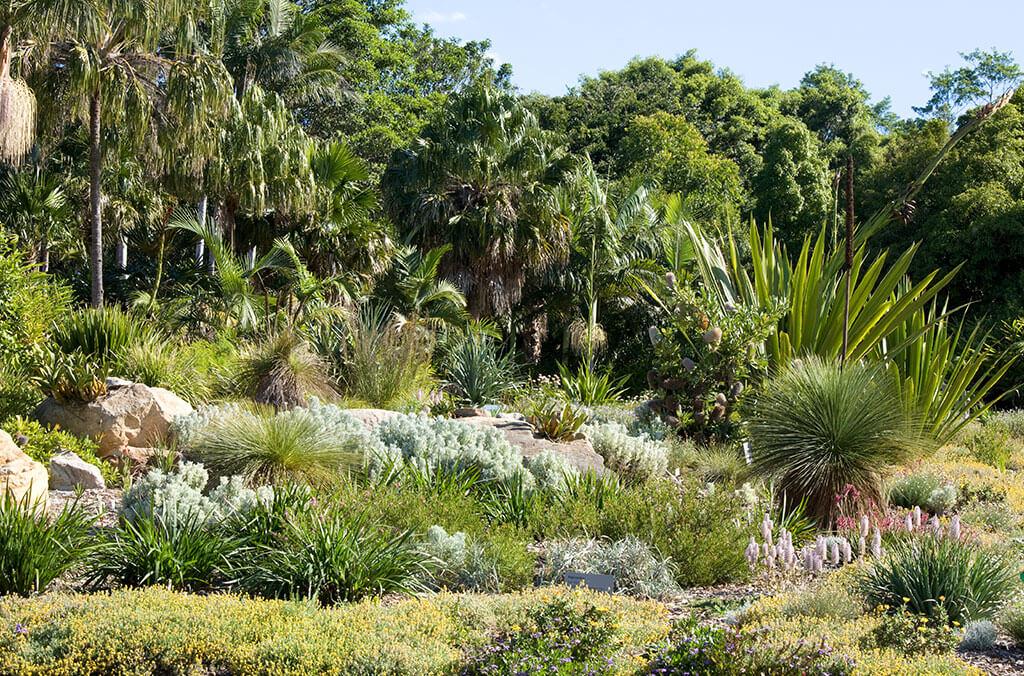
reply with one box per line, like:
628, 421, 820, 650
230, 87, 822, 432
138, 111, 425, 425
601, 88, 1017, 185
49, 451, 106, 490
453, 407, 490, 418
344, 408, 401, 430
34, 382, 193, 458
0, 430, 48, 508
456, 416, 605, 473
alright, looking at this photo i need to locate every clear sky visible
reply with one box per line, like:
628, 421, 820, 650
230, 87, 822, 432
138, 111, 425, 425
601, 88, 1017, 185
404, 0, 1023, 117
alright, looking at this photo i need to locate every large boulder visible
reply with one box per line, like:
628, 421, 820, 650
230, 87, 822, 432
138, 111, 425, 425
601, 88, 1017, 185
456, 415, 605, 474
0, 430, 48, 508
344, 408, 401, 431
49, 451, 106, 490
34, 381, 193, 460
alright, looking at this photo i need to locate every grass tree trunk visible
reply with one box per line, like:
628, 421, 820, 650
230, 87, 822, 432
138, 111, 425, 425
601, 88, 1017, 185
88, 87, 103, 308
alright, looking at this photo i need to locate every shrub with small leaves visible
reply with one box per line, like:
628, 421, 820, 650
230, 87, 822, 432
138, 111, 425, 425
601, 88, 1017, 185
418, 525, 500, 592
2, 416, 121, 487
540, 536, 680, 599
888, 472, 958, 514
584, 421, 668, 483
463, 597, 618, 676
861, 605, 959, 656
960, 620, 997, 651
526, 451, 579, 493
123, 462, 271, 527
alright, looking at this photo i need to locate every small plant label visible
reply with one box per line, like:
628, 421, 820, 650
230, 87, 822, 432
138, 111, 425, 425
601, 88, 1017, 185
563, 571, 616, 593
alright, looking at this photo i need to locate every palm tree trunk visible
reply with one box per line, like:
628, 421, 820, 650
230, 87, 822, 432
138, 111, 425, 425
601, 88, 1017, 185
115, 236, 127, 270
195, 194, 207, 268
88, 87, 103, 307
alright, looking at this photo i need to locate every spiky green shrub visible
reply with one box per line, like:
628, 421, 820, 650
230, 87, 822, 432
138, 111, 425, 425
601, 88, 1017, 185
859, 534, 1016, 624
540, 536, 680, 599
557, 361, 626, 406
182, 408, 362, 487
87, 512, 239, 592
235, 508, 428, 604
1000, 600, 1024, 648
584, 421, 668, 483
442, 333, 519, 406
748, 357, 923, 524
337, 304, 433, 408
232, 330, 336, 410
0, 491, 94, 595
527, 399, 589, 442
53, 307, 155, 365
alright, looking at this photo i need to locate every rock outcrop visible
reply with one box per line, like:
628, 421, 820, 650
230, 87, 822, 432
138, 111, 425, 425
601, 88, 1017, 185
34, 381, 193, 460
0, 430, 48, 508
456, 415, 604, 473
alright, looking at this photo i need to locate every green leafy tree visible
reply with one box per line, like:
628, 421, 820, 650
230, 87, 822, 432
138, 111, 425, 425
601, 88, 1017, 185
382, 81, 576, 319
916, 49, 1023, 124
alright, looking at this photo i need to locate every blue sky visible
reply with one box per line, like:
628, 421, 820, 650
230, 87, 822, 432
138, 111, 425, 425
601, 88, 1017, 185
404, 0, 1023, 117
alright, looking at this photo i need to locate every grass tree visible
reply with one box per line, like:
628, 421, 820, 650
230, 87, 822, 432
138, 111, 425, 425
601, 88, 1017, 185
48, 0, 232, 307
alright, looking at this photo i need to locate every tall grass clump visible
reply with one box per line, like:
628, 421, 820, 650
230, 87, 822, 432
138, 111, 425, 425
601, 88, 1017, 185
442, 332, 519, 406
87, 512, 238, 592
748, 357, 924, 524
233, 330, 336, 410
53, 306, 155, 364
236, 508, 428, 604
184, 408, 362, 487
116, 333, 212, 404
338, 304, 433, 407
859, 534, 1016, 624
0, 491, 95, 595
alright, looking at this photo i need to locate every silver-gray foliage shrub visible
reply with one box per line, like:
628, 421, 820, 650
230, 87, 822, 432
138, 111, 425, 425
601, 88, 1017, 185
959, 620, 997, 651
583, 421, 668, 482
540, 535, 680, 599
418, 525, 500, 592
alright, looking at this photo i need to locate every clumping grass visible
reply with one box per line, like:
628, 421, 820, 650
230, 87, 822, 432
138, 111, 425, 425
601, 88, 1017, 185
53, 306, 155, 364
441, 332, 520, 406
1000, 600, 1024, 647
235, 507, 429, 604
116, 332, 212, 404
185, 407, 362, 487
0, 491, 95, 596
858, 533, 1016, 624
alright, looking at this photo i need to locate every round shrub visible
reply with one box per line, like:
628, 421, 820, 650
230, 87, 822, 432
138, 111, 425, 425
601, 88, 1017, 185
959, 620, 997, 651
584, 421, 668, 483
748, 357, 922, 524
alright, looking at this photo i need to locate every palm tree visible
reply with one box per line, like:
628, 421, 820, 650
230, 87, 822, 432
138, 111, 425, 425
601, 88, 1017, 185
0, 162, 70, 269
375, 244, 469, 330
381, 81, 576, 319
48, 0, 232, 306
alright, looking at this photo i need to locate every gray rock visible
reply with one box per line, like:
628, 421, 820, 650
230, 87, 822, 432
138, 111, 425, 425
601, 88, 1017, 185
49, 451, 106, 490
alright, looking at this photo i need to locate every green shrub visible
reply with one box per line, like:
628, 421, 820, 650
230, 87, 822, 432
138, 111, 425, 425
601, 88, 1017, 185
463, 597, 618, 675
31, 349, 109, 404
888, 472, 958, 514
117, 333, 211, 404
964, 424, 1016, 471
861, 605, 959, 656
442, 332, 519, 406
669, 440, 749, 483
1, 416, 120, 487
584, 421, 668, 483
748, 357, 922, 524
0, 236, 70, 370
540, 536, 680, 599
235, 508, 428, 604
53, 306, 154, 365
644, 617, 854, 675
182, 406, 362, 486
859, 534, 1016, 624
598, 478, 749, 587
985, 409, 1024, 440
0, 366, 40, 420
87, 511, 237, 591
232, 329, 336, 410
0, 491, 94, 595
0, 587, 669, 674
557, 360, 626, 406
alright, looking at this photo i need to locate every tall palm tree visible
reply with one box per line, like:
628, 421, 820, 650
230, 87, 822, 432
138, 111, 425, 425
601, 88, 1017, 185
48, 0, 232, 306
382, 81, 576, 319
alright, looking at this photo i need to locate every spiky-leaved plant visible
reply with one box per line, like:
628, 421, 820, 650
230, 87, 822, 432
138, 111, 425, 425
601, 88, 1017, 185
748, 356, 925, 525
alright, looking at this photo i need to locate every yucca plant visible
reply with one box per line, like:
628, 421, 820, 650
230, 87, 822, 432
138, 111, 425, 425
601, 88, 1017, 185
748, 357, 925, 525
442, 332, 520, 407
235, 508, 428, 604
859, 534, 1016, 624
87, 511, 238, 592
233, 330, 336, 410
185, 408, 362, 487
0, 491, 95, 595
